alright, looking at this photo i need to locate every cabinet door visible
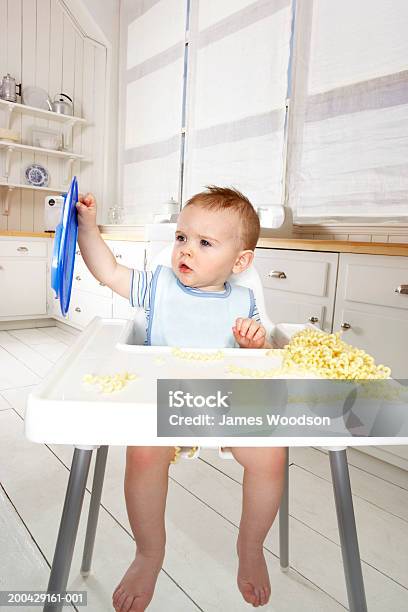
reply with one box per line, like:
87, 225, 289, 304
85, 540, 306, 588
254, 249, 338, 332
333, 254, 408, 378
0, 259, 47, 316
69, 289, 112, 328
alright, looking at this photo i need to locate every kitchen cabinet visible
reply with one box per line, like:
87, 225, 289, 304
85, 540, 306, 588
256, 248, 408, 470
0, 238, 47, 318
69, 289, 113, 328
254, 249, 338, 333
333, 253, 408, 379
333, 253, 408, 469
50, 239, 146, 328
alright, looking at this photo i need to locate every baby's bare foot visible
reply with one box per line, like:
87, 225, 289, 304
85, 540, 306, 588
237, 539, 271, 607
112, 549, 164, 612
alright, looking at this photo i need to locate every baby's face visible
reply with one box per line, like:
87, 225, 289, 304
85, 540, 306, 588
171, 205, 244, 291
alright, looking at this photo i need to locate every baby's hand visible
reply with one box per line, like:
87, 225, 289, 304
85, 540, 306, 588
233, 318, 267, 349
76, 192, 97, 231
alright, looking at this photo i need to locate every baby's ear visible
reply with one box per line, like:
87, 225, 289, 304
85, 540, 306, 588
232, 250, 254, 274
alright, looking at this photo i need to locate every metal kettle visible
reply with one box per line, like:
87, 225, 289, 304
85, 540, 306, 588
0, 73, 21, 102
50, 93, 73, 116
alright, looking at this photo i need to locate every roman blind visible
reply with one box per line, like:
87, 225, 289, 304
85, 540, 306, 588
121, 0, 186, 223
183, 0, 292, 208
288, 0, 408, 221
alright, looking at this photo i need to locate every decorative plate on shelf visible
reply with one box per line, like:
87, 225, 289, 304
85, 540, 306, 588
24, 163, 49, 187
21, 86, 50, 110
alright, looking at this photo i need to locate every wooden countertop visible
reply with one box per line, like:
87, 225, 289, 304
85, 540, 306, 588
0, 230, 55, 238
1, 231, 408, 256
257, 237, 408, 256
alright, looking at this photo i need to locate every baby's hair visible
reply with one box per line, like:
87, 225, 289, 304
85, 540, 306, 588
184, 185, 260, 250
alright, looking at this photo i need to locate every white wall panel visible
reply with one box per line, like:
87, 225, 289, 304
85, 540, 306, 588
0, 0, 108, 231
33, 0, 51, 233
72, 31, 84, 183
93, 44, 108, 223
3, 0, 22, 231
80, 40, 96, 208
20, 0, 36, 232
0, 0, 8, 229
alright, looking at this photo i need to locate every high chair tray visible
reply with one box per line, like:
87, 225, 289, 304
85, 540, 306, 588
25, 317, 408, 447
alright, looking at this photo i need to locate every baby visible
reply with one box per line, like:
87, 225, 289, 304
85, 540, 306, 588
76, 186, 286, 611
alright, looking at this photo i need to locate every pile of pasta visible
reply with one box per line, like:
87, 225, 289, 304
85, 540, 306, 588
281, 328, 391, 380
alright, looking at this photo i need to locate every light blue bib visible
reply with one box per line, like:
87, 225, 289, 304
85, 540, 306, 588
147, 265, 255, 348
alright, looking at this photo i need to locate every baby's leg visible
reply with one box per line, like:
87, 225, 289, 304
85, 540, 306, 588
113, 446, 175, 612
230, 447, 287, 608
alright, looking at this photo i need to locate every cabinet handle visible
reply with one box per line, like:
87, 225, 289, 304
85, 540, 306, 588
75, 275, 81, 281
341, 322, 351, 330
17, 246, 28, 252
268, 270, 286, 279
308, 316, 319, 324
75, 307, 81, 313
395, 284, 408, 295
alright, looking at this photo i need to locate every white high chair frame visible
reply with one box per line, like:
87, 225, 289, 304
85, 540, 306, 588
41, 248, 368, 612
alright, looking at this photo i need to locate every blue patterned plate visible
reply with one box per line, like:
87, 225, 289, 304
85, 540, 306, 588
24, 163, 49, 187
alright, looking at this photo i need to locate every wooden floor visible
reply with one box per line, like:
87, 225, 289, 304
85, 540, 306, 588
0, 326, 407, 611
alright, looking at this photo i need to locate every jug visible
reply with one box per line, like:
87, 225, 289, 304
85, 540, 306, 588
0, 73, 21, 102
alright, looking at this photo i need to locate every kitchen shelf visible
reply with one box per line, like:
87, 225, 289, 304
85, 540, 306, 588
0, 98, 87, 126
0, 140, 85, 159
0, 140, 86, 184
0, 98, 88, 151
0, 181, 68, 216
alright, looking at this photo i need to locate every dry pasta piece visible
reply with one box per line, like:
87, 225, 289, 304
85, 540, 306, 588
170, 446, 182, 464
171, 347, 224, 361
82, 371, 138, 393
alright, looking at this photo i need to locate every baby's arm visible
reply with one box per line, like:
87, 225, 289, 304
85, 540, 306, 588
76, 193, 132, 299
233, 318, 272, 349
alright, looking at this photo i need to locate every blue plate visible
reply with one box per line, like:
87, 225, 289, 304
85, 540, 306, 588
50, 176, 78, 316
51, 222, 63, 297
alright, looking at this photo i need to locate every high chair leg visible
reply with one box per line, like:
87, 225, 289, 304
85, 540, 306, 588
80, 445, 109, 577
44, 448, 93, 612
279, 447, 289, 572
329, 449, 367, 612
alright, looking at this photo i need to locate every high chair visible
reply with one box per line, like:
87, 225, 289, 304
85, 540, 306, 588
78, 244, 290, 578
38, 245, 368, 612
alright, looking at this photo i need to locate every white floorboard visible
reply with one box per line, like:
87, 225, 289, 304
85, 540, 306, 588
0, 346, 40, 390
0, 487, 76, 612
0, 332, 54, 377
1, 326, 408, 611
0, 394, 10, 410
